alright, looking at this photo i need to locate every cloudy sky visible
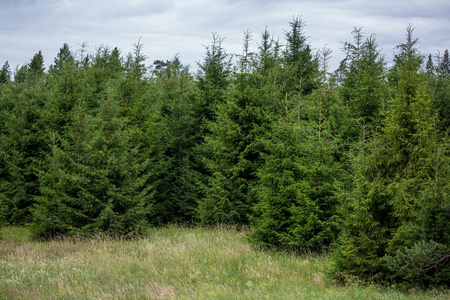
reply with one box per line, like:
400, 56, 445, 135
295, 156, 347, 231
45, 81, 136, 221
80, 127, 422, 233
1, 0, 449, 73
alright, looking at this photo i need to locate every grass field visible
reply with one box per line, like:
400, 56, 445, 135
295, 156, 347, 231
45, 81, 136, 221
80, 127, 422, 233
0, 226, 447, 299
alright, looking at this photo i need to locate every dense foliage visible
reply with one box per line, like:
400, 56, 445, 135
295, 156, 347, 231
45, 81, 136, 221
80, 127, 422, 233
0, 19, 448, 287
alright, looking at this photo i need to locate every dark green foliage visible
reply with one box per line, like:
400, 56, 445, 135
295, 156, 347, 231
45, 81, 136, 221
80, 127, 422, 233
199, 31, 273, 225
151, 57, 204, 224
255, 27, 281, 76
385, 240, 449, 287
14, 65, 28, 83
29, 51, 45, 76
440, 49, 450, 75
51, 43, 74, 73
283, 16, 318, 95
31, 90, 153, 238
340, 29, 386, 130
0, 61, 11, 84
0, 62, 47, 225
434, 49, 450, 134
251, 120, 339, 250
199, 72, 267, 224
195, 33, 232, 137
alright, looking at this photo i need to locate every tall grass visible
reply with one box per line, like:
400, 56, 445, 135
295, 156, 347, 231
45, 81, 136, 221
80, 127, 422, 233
0, 225, 447, 299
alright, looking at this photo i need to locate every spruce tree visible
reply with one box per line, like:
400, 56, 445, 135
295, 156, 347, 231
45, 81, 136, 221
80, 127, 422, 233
51, 43, 73, 73
0, 61, 46, 225
29, 51, 45, 76
335, 25, 449, 286
199, 33, 268, 224
340, 29, 386, 132
195, 33, 232, 132
283, 16, 318, 95
151, 57, 203, 224
434, 49, 450, 134
0, 61, 11, 84
32, 87, 152, 238
251, 45, 340, 250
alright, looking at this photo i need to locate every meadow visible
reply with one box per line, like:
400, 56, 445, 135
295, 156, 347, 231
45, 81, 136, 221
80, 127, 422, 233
0, 226, 447, 299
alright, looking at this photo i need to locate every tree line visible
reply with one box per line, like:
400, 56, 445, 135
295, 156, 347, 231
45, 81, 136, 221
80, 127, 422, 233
0, 18, 449, 287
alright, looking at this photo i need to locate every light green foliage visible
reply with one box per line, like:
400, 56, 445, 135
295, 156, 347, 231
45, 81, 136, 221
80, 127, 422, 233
251, 46, 341, 251
335, 26, 450, 286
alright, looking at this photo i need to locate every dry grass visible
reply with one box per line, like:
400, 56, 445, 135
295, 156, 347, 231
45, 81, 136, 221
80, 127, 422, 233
0, 225, 448, 299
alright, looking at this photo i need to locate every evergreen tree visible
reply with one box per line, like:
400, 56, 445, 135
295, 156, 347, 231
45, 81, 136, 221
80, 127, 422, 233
255, 27, 280, 76
283, 16, 318, 95
434, 49, 450, 133
32, 87, 153, 238
0, 61, 11, 84
0, 75, 12, 226
199, 33, 268, 224
150, 57, 203, 224
0, 60, 46, 225
44, 46, 82, 133
195, 33, 232, 131
14, 65, 28, 83
335, 25, 449, 286
251, 45, 340, 250
440, 49, 450, 75
340, 29, 386, 129
51, 43, 74, 73
29, 51, 45, 76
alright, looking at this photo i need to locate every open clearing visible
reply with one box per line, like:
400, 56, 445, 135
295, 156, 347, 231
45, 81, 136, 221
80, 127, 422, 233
0, 226, 447, 299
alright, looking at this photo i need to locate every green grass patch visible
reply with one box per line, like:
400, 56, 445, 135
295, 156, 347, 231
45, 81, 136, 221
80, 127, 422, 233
0, 225, 447, 299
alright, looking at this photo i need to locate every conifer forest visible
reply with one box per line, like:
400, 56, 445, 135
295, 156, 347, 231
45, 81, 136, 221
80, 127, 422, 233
0, 18, 449, 288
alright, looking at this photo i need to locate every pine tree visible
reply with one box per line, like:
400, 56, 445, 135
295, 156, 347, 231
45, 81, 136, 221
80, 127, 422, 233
255, 27, 280, 76
251, 119, 310, 249
14, 65, 28, 83
440, 49, 450, 75
0, 74, 12, 226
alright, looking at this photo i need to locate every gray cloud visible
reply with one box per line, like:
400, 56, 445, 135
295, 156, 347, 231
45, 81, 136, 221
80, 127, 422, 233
1, 0, 449, 72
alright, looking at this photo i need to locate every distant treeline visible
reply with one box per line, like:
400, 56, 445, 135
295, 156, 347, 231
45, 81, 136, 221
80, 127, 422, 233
0, 18, 449, 288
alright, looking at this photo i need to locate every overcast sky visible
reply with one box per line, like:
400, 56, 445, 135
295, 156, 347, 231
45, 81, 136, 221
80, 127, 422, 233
1, 0, 449, 73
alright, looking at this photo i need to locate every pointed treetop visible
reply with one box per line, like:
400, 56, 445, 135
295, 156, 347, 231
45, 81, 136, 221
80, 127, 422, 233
29, 50, 45, 75
438, 49, 450, 75
0, 61, 11, 83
